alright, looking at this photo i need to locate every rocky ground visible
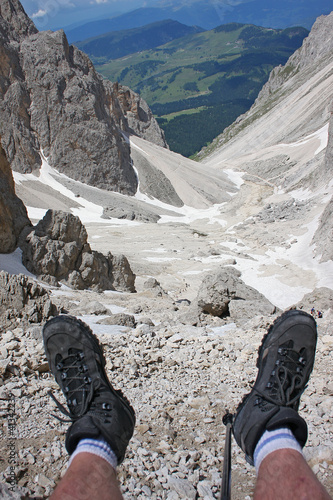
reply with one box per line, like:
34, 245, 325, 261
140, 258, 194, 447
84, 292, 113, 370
2, 142, 332, 498
0, 281, 332, 499
2, 149, 333, 498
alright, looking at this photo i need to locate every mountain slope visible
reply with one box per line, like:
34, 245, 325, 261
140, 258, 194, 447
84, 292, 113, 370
201, 12, 333, 266
202, 13, 333, 171
76, 20, 204, 63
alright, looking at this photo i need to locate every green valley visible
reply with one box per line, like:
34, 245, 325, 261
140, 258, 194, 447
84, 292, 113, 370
93, 23, 308, 157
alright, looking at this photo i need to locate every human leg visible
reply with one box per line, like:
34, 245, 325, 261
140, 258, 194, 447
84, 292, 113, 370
232, 310, 332, 499
49, 453, 123, 500
43, 315, 136, 499
254, 448, 332, 500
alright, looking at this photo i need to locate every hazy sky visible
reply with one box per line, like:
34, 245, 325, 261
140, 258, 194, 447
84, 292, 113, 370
19, 0, 150, 30
19, 0, 250, 30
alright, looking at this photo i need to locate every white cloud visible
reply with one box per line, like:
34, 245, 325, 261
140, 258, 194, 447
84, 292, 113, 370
31, 8, 47, 18
90, 0, 109, 4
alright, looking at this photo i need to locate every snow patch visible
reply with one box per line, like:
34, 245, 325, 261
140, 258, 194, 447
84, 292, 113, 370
0, 249, 35, 278
279, 123, 329, 155
144, 257, 181, 263
77, 315, 130, 336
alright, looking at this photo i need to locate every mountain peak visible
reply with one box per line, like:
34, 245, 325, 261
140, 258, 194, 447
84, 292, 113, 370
0, 0, 38, 41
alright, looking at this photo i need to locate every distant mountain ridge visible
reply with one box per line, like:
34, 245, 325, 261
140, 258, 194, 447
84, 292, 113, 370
76, 20, 204, 63
65, 0, 332, 43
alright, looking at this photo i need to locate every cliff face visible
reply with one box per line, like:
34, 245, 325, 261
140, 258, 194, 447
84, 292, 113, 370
0, 139, 31, 253
253, 12, 333, 103
0, 0, 167, 194
0, 0, 37, 41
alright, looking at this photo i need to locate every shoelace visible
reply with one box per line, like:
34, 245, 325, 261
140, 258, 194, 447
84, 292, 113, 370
256, 345, 308, 408
48, 351, 112, 423
48, 350, 92, 421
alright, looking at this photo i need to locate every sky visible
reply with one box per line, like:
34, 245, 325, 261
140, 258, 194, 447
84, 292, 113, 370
19, 0, 249, 31
20, 0, 149, 30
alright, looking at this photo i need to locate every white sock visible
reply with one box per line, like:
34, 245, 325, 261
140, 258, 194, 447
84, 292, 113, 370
68, 437, 118, 470
254, 427, 303, 474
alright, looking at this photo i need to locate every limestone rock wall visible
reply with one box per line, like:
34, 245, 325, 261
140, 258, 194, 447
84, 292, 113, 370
255, 12, 333, 102
0, 0, 37, 41
0, 0, 167, 195
0, 140, 31, 253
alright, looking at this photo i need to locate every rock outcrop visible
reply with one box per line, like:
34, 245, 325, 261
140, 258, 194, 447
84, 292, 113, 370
197, 267, 277, 322
312, 196, 333, 262
102, 204, 160, 223
115, 83, 167, 148
295, 287, 333, 312
20, 209, 136, 292
0, 0, 167, 194
0, 270, 57, 324
0, 0, 37, 41
0, 140, 31, 253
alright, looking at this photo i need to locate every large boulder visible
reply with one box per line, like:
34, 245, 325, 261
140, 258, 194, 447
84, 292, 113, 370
295, 287, 333, 313
0, 140, 31, 253
109, 254, 136, 293
197, 267, 241, 317
20, 210, 136, 292
197, 267, 277, 322
0, 271, 57, 324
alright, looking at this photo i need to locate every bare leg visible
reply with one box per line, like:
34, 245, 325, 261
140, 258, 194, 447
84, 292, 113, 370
50, 453, 124, 500
254, 449, 332, 500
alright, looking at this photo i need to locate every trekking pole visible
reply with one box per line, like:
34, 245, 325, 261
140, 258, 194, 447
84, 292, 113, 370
220, 411, 234, 500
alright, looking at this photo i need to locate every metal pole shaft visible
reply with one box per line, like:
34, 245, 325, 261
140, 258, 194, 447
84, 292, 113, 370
220, 412, 233, 500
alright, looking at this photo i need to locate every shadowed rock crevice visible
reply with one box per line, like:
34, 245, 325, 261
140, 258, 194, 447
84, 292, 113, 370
0, 139, 31, 253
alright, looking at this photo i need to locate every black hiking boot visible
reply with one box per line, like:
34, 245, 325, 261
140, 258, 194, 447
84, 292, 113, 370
43, 315, 136, 464
233, 309, 317, 464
